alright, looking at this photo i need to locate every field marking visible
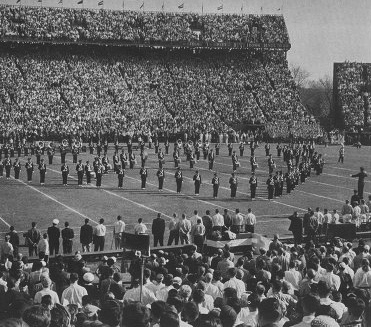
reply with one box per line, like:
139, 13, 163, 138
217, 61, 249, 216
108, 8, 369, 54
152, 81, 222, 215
326, 166, 358, 172
309, 180, 370, 194
295, 190, 344, 203
322, 172, 371, 183
10, 176, 98, 224
0, 216, 11, 227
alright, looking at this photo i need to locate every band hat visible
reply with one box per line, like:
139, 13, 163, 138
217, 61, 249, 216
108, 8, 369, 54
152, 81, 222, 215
52, 219, 59, 225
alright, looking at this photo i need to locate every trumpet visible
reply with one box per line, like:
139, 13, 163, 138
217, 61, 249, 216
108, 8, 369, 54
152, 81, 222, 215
38, 141, 44, 149
62, 139, 68, 147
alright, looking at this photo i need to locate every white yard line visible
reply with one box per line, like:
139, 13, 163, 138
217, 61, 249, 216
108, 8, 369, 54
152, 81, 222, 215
296, 190, 344, 203
0, 216, 11, 227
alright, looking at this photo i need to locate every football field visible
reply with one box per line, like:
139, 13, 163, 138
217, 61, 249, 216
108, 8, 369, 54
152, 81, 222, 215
0, 142, 370, 249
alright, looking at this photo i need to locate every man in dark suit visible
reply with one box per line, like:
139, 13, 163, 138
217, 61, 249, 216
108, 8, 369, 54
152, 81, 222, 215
47, 219, 61, 256
152, 213, 165, 247
62, 221, 74, 254
25, 222, 40, 257
80, 218, 94, 252
288, 211, 303, 246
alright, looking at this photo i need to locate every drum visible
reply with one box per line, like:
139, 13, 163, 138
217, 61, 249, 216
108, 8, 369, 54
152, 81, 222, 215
236, 162, 240, 167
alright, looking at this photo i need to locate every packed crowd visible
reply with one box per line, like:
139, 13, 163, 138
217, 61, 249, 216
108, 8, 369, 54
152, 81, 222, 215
0, 5, 290, 46
0, 45, 319, 143
335, 62, 371, 127
0, 225, 371, 327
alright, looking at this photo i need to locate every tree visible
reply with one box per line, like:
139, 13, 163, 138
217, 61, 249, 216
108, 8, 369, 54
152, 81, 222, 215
290, 63, 310, 89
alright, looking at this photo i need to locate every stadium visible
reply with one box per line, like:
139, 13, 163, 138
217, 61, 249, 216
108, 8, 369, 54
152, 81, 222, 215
0, 1, 371, 326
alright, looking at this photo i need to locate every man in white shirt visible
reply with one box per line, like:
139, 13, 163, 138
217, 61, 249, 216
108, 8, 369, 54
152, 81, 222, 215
113, 215, 125, 250
314, 207, 324, 235
156, 274, 174, 302
123, 278, 157, 306
34, 276, 60, 307
189, 210, 202, 226
134, 218, 148, 234
178, 214, 191, 244
319, 263, 341, 291
245, 208, 256, 233
232, 208, 244, 234
93, 218, 106, 252
332, 209, 340, 224
61, 273, 88, 308
284, 261, 302, 291
223, 267, 245, 298
203, 273, 222, 300
212, 209, 224, 231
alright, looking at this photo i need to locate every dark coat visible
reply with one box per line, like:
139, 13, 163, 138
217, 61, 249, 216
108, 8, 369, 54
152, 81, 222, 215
152, 217, 165, 236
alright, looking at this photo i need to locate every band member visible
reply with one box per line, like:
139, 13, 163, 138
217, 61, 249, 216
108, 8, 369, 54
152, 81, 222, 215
47, 146, 55, 165
103, 139, 108, 156
202, 142, 209, 160
35, 146, 41, 165
13, 158, 21, 180
85, 160, 92, 185
208, 149, 215, 170
164, 139, 170, 155
276, 143, 282, 157
38, 158, 46, 185
154, 138, 159, 154
249, 172, 257, 200
0, 160, 3, 178
96, 142, 102, 157
338, 145, 344, 163
232, 151, 239, 172
266, 174, 275, 200
158, 148, 165, 169
195, 141, 201, 161
175, 167, 183, 193
76, 159, 84, 186
71, 145, 78, 164
89, 140, 94, 155
193, 170, 202, 196
140, 166, 148, 189
189, 151, 196, 169
265, 142, 270, 156
273, 171, 280, 198
127, 138, 132, 154
129, 152, 136, 169
102, 155, 110, 173
212, 173, 220, 199
250, 141, 255, 156
250, 155, 258, 173
114, 139, 119, 153
268, 154, 276, 175
24, 143, 28, 157
96, 162, 104, 188
61, 162, 69, 186
117, 165, 125, 188
239, 142, 245, 157
156, 167, 165, 191
139, 138, 145, 154
113, 152, 120, 172
228, 142, 233, 156
25, 157, 34, 183
173, 150, 180, 168
215, 143, 220, 156
4, 155, 12, 179
279, 171, 284, 196
229, 173, 238, 199
120, 150, 128, 169
16, 144, 22, 157
140, 150, 147, 168
60, 145, 67, 164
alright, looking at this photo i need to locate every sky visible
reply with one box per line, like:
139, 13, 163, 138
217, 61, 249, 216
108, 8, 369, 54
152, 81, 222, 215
0, 0, 370, 80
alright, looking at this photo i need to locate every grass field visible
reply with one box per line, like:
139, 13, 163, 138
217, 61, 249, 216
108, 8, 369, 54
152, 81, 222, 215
0, 142, 370, 251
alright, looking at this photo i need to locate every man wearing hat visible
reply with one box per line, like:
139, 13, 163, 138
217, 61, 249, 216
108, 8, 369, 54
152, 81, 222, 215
25, 157, 34, 183
38, 158, 47, 185
3, 155, 11, 180
211, 173, 220, 199
13, 158, 21, 180
61, 162, 69, 186
47, 219, 61, 256
76, 159, 84, 186
249, 172, 257, 200
113, 215, 125, 250
175, 167, 183, 193
193, 170, 202, 196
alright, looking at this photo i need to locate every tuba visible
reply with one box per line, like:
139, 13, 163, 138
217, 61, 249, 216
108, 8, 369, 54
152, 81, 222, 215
38, 141, 44, 149
62, 139, 68, 147
74, 141, 82, 148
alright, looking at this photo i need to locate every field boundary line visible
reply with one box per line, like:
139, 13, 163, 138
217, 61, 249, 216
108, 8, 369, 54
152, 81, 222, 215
0, 216, 11, 227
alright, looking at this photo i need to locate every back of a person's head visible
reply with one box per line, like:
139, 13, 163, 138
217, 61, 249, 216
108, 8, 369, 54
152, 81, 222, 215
193, 315, 222, 327
8, 300, 32, 319
307, 268, 316, 279
69, 273, 79, 284
258, 298, 283, 325
22, 305, 51, 327
192, 289, 205, 304
100, 299, 122, 326
151, 301, 167, 320
122, 302, 150, 327
166, 296, 183, 314
302, 293, 320, 315
247, 293, 260, 310
0, 318, 27, 327
220, 305, 237, 327
50, 304, 71, 327
317, 281, 331, 297
347, 297, 365, 319
226, 297, 241, 314
159, 308, 179, 327
182, 301, 199, 323
223, 287, 237, 300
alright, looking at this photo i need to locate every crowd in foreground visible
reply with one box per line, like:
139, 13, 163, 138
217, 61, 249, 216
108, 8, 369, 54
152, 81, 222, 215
0, 229, 370, 327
